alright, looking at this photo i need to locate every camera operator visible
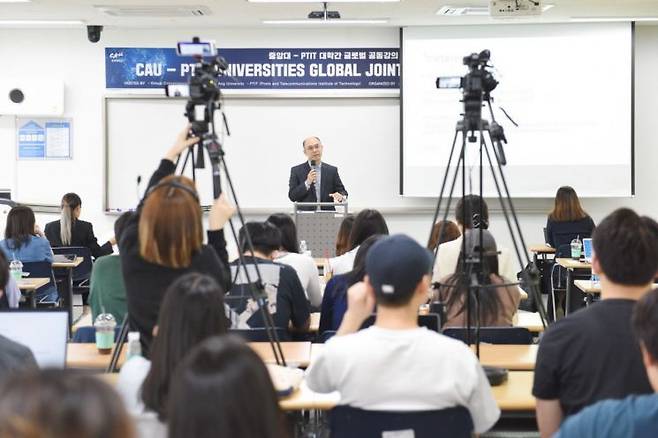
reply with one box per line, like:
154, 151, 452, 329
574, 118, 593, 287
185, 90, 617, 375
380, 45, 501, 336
115, 125, 236, 357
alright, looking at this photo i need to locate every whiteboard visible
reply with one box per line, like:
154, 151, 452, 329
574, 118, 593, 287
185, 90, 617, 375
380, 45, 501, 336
402, 23, 633, 198
105, 95, 417, 212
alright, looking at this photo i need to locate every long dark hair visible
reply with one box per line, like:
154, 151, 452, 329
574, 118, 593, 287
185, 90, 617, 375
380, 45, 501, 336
335, 215, 355, 256
59, 192, 81, 246
141, 273, 228, 421
349, 210, 389, 250
346, 235, 385, 288
267, 213, 300, 254
0, 250, 10, 308
168, 336, 286, 438
0, 369, 134, 438
549, 186, 588, 222
4, 206, 36, 251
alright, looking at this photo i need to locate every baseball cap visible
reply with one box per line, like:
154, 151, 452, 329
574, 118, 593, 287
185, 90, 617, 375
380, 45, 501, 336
366, 234, 433, 304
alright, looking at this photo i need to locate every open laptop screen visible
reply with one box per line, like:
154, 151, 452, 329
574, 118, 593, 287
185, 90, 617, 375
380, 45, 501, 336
0, 310, 68, 368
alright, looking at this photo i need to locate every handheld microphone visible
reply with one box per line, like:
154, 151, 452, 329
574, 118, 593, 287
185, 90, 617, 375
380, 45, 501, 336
310, 160, 316, 167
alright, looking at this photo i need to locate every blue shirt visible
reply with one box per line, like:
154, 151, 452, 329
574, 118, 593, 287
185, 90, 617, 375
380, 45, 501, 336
0, 236, 54, 263
318, 273, 350, 334
556, 394, 658, 438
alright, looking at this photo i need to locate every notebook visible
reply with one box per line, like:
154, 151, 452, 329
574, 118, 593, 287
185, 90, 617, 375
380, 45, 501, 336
0, 310, 68, 368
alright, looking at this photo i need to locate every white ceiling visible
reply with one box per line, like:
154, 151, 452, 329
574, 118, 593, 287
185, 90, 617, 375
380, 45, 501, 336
0, 0, 657, 28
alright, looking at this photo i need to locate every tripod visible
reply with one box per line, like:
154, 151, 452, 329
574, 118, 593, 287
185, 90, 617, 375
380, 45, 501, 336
430, 94, 548, 363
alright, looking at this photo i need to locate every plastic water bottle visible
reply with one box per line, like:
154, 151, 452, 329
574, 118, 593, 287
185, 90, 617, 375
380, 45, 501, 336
94, 313, 117, 355
9, 259, 23, 282
299, 240, 308, 254
570, 236, 583, 259
126, 332, 142, 360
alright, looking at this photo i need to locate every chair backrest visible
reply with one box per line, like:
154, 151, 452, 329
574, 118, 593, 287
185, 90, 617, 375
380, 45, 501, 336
52, 246, 93, 282
71, 325, 123, 343
21, 261, 56, 294
551, 228, 593, 252
442, 327, 533, 345
329, 405, 473, 438
229, 327, 291, 342
360, 313, 442, 333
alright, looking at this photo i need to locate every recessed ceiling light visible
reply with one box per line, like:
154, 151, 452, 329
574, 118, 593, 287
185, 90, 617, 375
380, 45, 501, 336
0, 20, 85, 26
262, 18, 389, 24
571, 16, 658, 23
0, 0, 32, 3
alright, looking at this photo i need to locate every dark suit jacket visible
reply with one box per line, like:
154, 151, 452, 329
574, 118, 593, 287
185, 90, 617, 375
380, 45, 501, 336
44, 219, 113, 259
288, 162, 348, 211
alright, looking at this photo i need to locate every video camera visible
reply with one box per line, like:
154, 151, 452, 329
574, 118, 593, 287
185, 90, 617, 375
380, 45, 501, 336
436, 50, 499, 134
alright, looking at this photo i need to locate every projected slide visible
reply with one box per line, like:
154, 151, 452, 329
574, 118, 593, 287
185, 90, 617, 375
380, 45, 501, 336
402, 23, 632, 198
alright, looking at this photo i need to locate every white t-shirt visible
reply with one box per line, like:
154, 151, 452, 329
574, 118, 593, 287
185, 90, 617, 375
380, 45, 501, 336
275, 252, 322, 308
305, 326, 500, 434
328, 246, 359, 276
116, 356, 168, 438
432, 235, 519, 284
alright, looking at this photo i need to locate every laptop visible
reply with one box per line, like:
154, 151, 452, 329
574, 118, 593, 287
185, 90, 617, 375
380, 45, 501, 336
0, 310, 68, 368
583, 238, 594, 262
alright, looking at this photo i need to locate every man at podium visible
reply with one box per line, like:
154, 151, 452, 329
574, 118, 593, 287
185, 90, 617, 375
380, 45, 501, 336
288, 136, 348, 211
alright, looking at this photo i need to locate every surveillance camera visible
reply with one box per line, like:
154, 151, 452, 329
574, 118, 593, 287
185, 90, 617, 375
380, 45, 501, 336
87, 25, 103, 43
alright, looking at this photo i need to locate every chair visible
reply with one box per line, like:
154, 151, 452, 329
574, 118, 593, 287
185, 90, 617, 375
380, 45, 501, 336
71, 325, 123, 343
229, 327, 291, 342
329, 405, 473, 438
21, 261, 58, 307
442, 327, 533, 344
52, 246, 93, 284
360, 313, 442, 332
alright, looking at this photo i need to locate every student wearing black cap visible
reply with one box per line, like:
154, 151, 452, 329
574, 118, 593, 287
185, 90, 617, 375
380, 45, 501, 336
306, 234, 500, 434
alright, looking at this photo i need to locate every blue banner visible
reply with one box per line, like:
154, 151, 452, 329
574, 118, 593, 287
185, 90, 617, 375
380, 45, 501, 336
105, 47, 399, 90
17, 120, 46, 158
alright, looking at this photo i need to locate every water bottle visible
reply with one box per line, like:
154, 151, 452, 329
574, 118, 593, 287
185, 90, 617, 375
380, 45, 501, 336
9, 259, 23, 282
570, 236, 583, 259
94, 313, 117, 355
299, 240, 308, 254
126, 332, 142, 360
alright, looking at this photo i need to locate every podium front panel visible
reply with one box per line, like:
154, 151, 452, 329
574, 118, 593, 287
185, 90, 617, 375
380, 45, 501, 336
295, 212, 346, 258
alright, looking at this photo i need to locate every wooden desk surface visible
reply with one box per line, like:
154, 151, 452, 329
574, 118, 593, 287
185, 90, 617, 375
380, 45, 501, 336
17, 277, 50, 291
310, 312, 320, 332
279, 371, 535, 412
555, 258, 592, 270
574, 280, 601, 294
67, 342, 313, 369
528, 245, 555, 254
53, 257, 83, 269
515, 312, 545, 333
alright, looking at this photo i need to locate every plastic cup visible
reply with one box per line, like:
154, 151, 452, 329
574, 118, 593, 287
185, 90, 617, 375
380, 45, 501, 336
94, 314, 117, 355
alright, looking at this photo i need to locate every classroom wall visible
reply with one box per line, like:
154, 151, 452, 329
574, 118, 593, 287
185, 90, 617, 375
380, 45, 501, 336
1, 25, 658, 262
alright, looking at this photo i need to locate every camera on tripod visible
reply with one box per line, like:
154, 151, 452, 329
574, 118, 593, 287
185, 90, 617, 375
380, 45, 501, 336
165, 37, 228, 137
436, 50, 499, 137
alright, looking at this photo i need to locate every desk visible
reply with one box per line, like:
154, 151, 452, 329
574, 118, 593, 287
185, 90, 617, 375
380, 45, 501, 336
555, 258, 592, 315
528, 245, 555, 256
515, 312, 545, 333
574, 280, 601, 295
279, 371, 535, 412
67, 341, 313, 370
17, 277, 50, 308
310, 312, 320, 332
311, 343, 536, 371
53, 257, 83, 331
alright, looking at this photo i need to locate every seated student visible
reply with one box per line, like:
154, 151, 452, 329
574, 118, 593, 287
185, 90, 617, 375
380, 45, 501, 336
438, 229, 522, 327
545, 186, 595, 249
168, 336, 286, 438
0, 205, 58, 303
432, 195, 517, 283
89, 255, 127, 323
0, 369, 134, 438
319, 235, 384, 334
533, 208, 658, 438
226, 222, 310, 333
307, 234, 500, 433
117, 273, 229, 437
428, 219, 461, 252
556, 288, 658, 438
329, 209, 389, 275
267, 213, 322, 308
115, 125, 234, 356
335, 214, 355, 257
0, 250, 21, 308
45, 192, 115, 259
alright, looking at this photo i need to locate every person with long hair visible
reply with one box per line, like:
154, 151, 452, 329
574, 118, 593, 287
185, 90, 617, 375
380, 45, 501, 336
0, 205, 58, 302
168, 336, 287, 438
0, 369, 134, 438
546, 186, 595, 249
117, 273, 229, 437
267, 213, 322, 308
428, 220, 461, 252
328, 209, 389, 275
438, 229, 522, 327
115, 125, 235, 356
335, 214, 355, 257
319, 234, 385, 334
45, 192, 115, 259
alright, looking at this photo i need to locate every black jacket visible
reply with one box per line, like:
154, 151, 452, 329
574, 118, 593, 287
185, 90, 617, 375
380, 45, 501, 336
288, 162, 348, 211
546, 216, 595, 250
45, 220, 113, 259
115, 159, 230, 357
